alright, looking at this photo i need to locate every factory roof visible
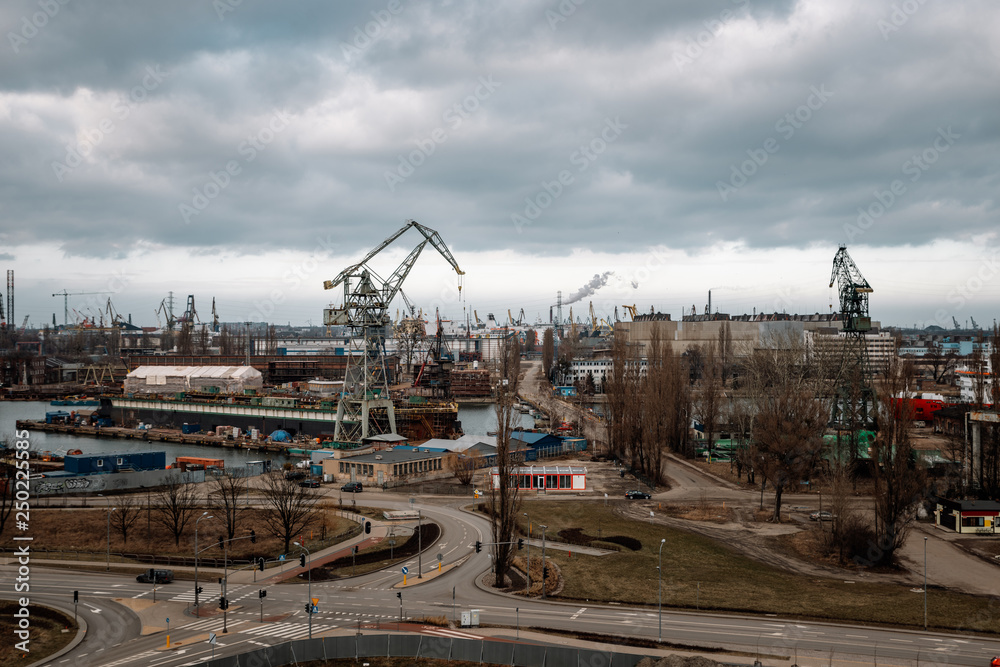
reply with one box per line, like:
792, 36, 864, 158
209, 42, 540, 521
126, 365, 261, 379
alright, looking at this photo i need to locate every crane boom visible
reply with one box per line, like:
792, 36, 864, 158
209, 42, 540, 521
829, 245, 873, 332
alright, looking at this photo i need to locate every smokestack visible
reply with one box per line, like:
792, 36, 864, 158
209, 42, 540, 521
557, 291, 562, 326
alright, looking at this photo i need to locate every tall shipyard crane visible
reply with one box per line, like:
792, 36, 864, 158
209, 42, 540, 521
323, 220, 464, 443
829, 245, 876, 460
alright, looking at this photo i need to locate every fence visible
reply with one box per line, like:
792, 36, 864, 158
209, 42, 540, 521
0, 546, 252, 569
185, 633, 654, 667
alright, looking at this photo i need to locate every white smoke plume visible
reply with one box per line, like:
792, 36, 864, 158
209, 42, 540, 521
565, 271, 614, 304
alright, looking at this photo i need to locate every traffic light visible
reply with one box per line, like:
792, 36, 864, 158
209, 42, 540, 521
396, 591, 401, 599
73, 591, 78, 603
259, 589, 266, 599
299, 554, 306, 568
364, 521, 371, 534
475, 540, 482, 553
196, 586, 203, 595
258, 557, 265, 571
220, 597, 228, 610
517, 538, 524, 550
305, 603, 311, 613
543, 567, 549, 579
250, 529, 256, 544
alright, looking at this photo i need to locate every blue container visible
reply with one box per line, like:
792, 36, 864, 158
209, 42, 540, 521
181, 423, 201, 434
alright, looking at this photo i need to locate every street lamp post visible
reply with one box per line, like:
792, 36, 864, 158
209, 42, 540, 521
294, 541, 313, 639
194, 512, 213, 609
658, 538, 666, 642
924, 536, 928, 630
98, 494, 115, 571
523, 512, 530, 597
417, 509, 422, 578
540, 524, 547, 600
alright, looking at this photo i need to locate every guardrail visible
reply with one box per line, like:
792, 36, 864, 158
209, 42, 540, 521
185, 633, 653, 667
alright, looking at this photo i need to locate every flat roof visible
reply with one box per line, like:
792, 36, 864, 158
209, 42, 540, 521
338, 449, 448, 464
490, 465, 587, 475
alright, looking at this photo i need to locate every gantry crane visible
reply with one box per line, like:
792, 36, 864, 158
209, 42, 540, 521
828, 245, 876, 460
51, 290, 112, 327
323, 220, 464, 442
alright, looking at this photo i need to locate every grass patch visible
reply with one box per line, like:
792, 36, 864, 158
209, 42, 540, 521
521, 500, 1000, 633
0, 600, 77, 667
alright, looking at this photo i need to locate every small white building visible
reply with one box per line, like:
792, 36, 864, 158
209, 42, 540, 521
490, 465, 587, 492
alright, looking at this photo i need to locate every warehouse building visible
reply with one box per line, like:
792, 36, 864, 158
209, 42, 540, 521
124, 365, 263, 395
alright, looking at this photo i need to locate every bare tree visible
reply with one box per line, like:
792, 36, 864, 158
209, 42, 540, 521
693, 342, 723, 461
152, 476, 200, 546
541, 328, 555, 380
111, 494, 143, 545
489, 331, 521, 588
210, 471, 249, 540
745, 333, 827, 522
453, 455, 477, 486
395, 317, 426, 382
257, 472, 320, 553
869, 355, 926, 566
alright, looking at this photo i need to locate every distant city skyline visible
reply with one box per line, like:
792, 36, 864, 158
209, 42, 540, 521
1, 1, 997, 330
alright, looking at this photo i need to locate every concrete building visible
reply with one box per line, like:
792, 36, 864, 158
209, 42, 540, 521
935, 498, 1000, 534
490, 465, 588, 491
321, 448, 455, 486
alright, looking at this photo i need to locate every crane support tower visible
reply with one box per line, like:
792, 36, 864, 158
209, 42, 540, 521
828, 245, 876, 460
323, 220, 464, 443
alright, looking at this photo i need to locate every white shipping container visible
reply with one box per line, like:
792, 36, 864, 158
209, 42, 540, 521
232, 427, 241, 438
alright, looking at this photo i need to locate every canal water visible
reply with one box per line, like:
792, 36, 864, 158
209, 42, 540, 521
0, 400, 534, 463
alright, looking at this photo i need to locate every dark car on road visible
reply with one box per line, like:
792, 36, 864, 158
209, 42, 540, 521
625, 490, 650, 499
299, 479, 321, 488
809, 511, 836, 521
136, 568, 173, 584
341, 481, 363, 492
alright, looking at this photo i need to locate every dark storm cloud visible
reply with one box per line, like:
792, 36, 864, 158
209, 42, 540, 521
0, 0, 997, 259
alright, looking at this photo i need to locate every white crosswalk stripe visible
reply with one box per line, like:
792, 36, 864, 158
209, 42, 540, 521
101, 650, 159, 667
240, 621, 336, 639
178, 617, 248, 632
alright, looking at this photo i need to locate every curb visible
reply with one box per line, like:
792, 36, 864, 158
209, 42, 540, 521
16, 598, 88, 667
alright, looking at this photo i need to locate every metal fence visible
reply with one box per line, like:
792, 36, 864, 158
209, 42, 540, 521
184, 633, 653, 667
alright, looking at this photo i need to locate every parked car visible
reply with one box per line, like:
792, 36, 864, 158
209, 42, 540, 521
341, 481, 363, 493
810, 511, 836, 521
625, 490, 650, 499
136, 568, 174, 584
299, 479, 321, 488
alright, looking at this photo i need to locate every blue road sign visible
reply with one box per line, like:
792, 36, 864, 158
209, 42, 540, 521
402, 566, 409, 574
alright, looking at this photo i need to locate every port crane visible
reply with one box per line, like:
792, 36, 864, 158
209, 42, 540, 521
828, 245, 875, 459
51, 290, 112, 327
323, 220, 464, 442
622, 304, 637, 320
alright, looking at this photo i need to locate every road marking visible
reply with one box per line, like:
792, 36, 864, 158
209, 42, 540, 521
845, 634, 867, 638
423, 627, 481, 639
570, 608, 587, 620
889, 639, 912, 643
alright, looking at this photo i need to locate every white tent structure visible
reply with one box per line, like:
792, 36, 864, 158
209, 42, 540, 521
124, 366, 263, 395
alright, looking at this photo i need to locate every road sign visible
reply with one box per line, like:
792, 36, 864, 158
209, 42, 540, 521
209, 632, 217, 645
279, 554, 286, 561
311, 597, 318, 605
401, 566, 409, 574
311, 605, 318, 614
437, 553, 443, 561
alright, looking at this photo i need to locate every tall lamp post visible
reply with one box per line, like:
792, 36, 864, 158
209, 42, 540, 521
540, 524, 547, 600
294, 541, 313, 639
924, 536, 928, 630
658, 538, 666, 641
98, 494, 115, 571
523, 512, 531, 597
417, 509, 422, 578
194, 512, 213, 609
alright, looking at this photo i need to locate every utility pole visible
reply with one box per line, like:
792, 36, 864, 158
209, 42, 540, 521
244, 321, 252, 367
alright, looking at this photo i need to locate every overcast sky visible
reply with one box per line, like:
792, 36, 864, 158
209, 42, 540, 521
1, 0, 998, 331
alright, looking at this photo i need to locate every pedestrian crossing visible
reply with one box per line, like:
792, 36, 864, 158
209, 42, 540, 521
240, 621, 336, 639
101, 650, 159, 667
177, 617, 248, 633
